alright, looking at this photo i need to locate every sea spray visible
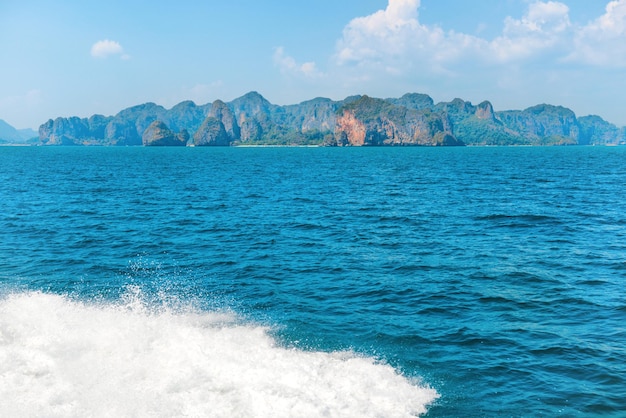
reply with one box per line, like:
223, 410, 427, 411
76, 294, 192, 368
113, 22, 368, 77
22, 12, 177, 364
0, 290, 438, 417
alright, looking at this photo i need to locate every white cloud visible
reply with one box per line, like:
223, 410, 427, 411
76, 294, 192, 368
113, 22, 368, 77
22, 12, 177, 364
489, 1, 571, 62
569, 0, 626, 66
504, 1, 571, 34
333, 0, 626, 72
274, 47, 323, 78
335, 0, 494, 77
90, 39, 129, 59
334, 0, 578, 71
336, 0, 422, 65
589, 0, 626, 36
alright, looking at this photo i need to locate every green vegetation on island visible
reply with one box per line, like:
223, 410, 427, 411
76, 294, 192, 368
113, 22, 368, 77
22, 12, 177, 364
2, 92, 625, 146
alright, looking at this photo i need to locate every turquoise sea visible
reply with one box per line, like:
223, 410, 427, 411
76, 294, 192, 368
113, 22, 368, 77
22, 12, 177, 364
1, 146, 625, 417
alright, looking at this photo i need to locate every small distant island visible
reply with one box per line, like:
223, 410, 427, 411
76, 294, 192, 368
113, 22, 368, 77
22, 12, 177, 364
2, 92, 625, 146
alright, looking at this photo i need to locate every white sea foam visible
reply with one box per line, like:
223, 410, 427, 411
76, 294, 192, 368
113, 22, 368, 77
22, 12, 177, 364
0, 289, 438, 417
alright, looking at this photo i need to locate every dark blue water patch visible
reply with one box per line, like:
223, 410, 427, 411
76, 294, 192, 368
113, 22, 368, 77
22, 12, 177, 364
475, 213, 561, 222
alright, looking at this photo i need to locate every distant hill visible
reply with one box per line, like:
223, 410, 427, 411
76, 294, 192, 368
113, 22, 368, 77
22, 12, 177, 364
18, 128, 38, 141
30, 92, 626, 146
0, 120, 37, 144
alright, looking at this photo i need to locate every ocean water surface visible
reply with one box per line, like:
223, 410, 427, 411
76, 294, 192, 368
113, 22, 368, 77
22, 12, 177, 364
1, 146, 625, 417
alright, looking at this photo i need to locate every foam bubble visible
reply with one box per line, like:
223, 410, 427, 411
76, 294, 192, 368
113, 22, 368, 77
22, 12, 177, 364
0, 290, 438, 417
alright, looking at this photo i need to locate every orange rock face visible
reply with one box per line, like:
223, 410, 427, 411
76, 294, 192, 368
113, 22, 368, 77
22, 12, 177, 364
335, 110, 367, 146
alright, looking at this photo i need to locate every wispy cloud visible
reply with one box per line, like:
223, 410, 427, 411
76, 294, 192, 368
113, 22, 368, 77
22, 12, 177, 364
90, 39, 130, 60
187, 81, 224, 104
0, 89, 43, 107
273, 47, 323, 78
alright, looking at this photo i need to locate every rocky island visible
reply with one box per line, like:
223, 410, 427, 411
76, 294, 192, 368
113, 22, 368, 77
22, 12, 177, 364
3, 92, 625, 146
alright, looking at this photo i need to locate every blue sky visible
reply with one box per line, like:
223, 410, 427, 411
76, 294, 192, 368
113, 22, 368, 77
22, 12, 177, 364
1, 0, 625, 129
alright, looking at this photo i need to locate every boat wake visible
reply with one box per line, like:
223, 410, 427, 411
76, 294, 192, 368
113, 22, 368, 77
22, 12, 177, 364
0, 288, 438, 417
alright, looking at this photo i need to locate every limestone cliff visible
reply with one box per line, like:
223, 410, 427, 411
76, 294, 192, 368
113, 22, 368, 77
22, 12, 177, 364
386, 93, 434, 111
142, 121, 186, 146
434, 98, 519, 146
333, 96, 462, 146
209, 100, 240, 140
39, 117, 90, 145
230, 92, 273, 142
33, 91, 625, 146
497, 104, 581, 145
578, 115, 626, 145
36, 101, 209, 146
193, 117, 231, 146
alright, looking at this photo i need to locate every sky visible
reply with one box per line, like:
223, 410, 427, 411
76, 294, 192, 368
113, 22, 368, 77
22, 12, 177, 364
1, 0, 625, 129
